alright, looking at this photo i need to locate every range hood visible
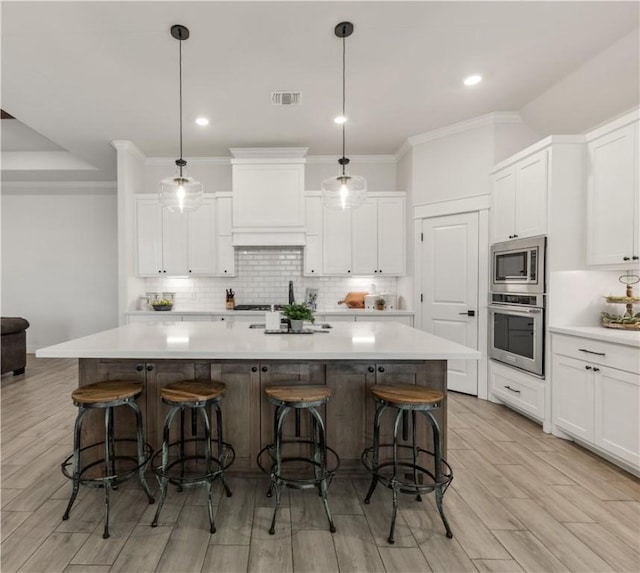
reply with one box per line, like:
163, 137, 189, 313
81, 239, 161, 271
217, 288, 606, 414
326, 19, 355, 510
230, 148, 307, 247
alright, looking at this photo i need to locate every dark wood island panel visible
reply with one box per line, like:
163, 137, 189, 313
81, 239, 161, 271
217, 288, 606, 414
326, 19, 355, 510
78, 358, 447, 475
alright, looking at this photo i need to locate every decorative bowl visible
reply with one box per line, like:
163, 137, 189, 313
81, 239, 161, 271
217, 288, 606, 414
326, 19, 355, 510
152, 304, 173, 311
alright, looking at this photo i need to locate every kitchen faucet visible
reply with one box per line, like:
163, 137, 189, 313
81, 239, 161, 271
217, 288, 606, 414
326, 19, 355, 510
288, 280, 295, 305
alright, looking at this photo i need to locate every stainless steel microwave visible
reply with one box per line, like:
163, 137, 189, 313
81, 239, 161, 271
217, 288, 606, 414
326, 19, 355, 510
491, 235, 546, 294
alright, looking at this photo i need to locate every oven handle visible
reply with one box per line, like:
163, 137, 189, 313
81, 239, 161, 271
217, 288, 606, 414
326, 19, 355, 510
488, 304, 543, 316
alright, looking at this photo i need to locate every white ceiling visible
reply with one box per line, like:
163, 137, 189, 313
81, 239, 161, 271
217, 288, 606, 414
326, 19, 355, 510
1, 1, 639, 181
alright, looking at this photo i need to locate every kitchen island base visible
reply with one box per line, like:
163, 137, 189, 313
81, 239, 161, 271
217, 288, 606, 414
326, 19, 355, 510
78, 358, 447, 475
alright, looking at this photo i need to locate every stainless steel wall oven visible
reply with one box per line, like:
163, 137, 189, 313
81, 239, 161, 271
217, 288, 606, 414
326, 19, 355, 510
489, 292, 545, 377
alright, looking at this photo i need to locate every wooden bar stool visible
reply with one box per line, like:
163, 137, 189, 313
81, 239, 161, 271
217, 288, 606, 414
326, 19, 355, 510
151, 380, 234, 534
256, 385, 339, 535
361, 383, 453, 544
61, 380, 155, 539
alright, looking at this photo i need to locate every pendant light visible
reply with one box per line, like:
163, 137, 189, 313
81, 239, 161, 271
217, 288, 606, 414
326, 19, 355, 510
322, 21, 367, 210
159, 25, 203, 213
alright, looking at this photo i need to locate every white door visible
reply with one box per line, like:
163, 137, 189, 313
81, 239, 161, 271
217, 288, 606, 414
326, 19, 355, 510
421, 212, 479, 395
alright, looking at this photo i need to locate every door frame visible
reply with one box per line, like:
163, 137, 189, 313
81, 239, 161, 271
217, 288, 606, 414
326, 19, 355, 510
413, 195, 490, 400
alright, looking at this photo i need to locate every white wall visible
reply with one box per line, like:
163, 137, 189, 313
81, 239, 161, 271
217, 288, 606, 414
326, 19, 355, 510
1, 184, 118, 350
520, 28, 640, 136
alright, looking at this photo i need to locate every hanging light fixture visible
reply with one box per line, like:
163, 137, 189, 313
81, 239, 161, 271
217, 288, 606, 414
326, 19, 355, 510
322, 21, 367, 210
159, 24, 203, 213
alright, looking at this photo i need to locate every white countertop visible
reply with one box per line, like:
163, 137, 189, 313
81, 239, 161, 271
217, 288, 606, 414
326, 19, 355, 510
125, 309, 415, 316
36, 321, 479, 361
549, 325, 640, 348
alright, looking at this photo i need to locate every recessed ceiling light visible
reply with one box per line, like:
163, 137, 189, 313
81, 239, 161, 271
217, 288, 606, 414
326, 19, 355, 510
195, 117, 209, 126
463, 75, 482, 87
334, 115, 347, 124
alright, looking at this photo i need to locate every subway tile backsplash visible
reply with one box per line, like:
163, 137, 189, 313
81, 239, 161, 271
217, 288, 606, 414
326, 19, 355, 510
144, 247, 398, 311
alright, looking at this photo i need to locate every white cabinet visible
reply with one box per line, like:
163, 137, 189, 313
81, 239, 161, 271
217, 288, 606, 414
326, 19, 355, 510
322, 194, 406, 276
303, 195, 323, 276
135, 196, 217, 277
230, 149, 307, 246
586, 113, 639, 267
490, 360, 545, 422
491, 149, 548, 243
216, 195, 235, 276
551, 333, 639, 470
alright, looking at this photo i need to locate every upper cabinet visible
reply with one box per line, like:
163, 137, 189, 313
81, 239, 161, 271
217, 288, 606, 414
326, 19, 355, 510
586, 112, 639, 268
135, 196, 218, 277
491, 149, 548, 243
322, 193, 406, 276
230, 148, 307, 246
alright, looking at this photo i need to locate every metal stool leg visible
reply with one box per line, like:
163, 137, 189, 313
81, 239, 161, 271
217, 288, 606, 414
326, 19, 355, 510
126, 401, 154, 504
364, 401, 387, 504
412, 410, 422, 502
387, 408, 403, 544
62, 407, 88, 521
214, 402, 232, 498
269, 405, 290, 535
309, 406, 336, 533
102, 406, 114, 539
152, 406, 180, 527
424, 410, 453, 539
266, 403, 282, 498
199, 405, 217, 534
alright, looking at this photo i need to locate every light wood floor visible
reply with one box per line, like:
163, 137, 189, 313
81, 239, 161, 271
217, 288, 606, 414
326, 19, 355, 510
1, 356, 639, 573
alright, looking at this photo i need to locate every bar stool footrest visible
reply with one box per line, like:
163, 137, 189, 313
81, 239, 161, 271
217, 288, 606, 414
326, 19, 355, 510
361, 444, 453, 495
61, 439, 153, 488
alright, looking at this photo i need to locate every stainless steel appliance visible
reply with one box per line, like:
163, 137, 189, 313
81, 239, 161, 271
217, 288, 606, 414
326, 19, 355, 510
489, 292, 545, 377
491, 235, 546, 294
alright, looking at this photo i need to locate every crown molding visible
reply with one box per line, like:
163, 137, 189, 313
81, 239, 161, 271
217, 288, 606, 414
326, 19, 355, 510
306, 155, 397, 165
111, 140, 147, 161
396, 112, 523, 158
229, 147, 309, 159
1, 180, 116, 194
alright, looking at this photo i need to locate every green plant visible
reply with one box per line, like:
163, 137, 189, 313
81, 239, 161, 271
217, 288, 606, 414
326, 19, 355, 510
281, 303, 315, 323
375, 297, 386, 306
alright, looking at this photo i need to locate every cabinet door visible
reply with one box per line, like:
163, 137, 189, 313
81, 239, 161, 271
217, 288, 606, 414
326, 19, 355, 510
303, 235, 322, 276
322, 206, 352, 274
491, 168, 516, 243
216, 235, 235, 276
377, 197, 406, 275
135, 198, 163, 276
587, 122, 638, 265
515, 151, 548, 239
210, 362, 261, 471
352, 200, 378, 275
594, 366, 640, 468
187, 199, 216, 275
161, 208, 189, 275
552, 354, 594, 442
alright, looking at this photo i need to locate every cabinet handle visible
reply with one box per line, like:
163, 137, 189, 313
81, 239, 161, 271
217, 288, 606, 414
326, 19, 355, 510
189, 270, 192, 273
374, 270, 378, 273
504, 385, 521, 394
623, 256, 631, 261
158, 270, 162, 273
146, 365, 154, 372
347, 270, 351, 273
251, 366, 258, 372
514, 234, 518, 238
633, 256, 639, 261
578, 348, 605, 356
261, 366, 268, 372
509, 235, 513, 239
585, 365, 593, 370
593, 367, 600, 372
378, 366, 385, 373
224, 270, 228, 274
379, 269, 382, 273
368, 366, 375, 373
136, 364, 144, 372
311, 269, 315, 273
163, 270, 166, 273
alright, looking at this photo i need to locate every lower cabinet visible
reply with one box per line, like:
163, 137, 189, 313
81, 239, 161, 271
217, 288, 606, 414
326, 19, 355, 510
551, 333, 639, 470
489, 360, 545, 422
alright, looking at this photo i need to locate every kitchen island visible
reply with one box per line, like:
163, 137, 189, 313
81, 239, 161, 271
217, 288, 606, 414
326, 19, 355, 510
37, 321, 480, 473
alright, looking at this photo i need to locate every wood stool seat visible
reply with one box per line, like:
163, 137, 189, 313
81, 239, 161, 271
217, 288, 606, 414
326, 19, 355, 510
71, 380, 143, 405
160, 381, 226, 403
370, 384, 444, 406
265, 384, 331, 404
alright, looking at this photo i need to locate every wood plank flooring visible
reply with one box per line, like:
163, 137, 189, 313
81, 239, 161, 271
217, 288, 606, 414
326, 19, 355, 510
2, 356, 639, 573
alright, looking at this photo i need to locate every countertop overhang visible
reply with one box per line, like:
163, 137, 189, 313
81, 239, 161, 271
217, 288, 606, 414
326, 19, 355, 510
36, 321, 480, 361
549, 325, 640, 348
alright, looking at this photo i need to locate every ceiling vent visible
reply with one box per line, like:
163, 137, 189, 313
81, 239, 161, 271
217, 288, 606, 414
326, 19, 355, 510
271, 91, 302, 106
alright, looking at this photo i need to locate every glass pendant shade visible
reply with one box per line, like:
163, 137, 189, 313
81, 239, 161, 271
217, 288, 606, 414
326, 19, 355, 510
321, 173, 367, 210
160, 173, 203, 213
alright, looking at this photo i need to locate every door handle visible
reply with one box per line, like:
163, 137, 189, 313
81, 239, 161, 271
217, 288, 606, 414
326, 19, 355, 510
459, 310, 476, 317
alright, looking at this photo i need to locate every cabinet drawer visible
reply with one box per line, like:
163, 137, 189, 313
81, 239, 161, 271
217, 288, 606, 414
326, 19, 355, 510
552, 334, 639, 374
490, 362, 545, 421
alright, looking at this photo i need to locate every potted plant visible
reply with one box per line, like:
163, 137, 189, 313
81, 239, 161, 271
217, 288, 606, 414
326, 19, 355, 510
375, 297, 386, 311
281, 303, 315, 331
